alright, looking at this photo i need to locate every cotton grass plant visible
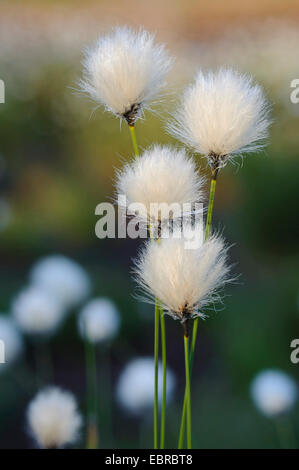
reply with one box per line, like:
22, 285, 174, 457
79, 26, 173, 157
251, 369, 298, 448
27, 386, 82, 449
0, 315, 23, 373
78, 298, 120, 448
30, 255, 91, 310
166, 67, 271, 448
78, 26, 271, 449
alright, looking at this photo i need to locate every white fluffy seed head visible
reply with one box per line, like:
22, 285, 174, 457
0, 315, 23, 372
78, 297, 120, 344
79, 26, 173, 124
251, 370, 297, 417
30, 255, 91, 310
12, 286, 64, 335
116, 145, 205, 226
134, 228, 231, 321
116, 357, 175, 414
167, 68, 271, 167
27, 386, 82, 448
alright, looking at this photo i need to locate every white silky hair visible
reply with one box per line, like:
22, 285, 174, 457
116, 145, 205, 225
116, 357, 175, 414
167, 68, 271, 162
78, 297, 120, 343
27, 386, 82, 448
12, 286, 64, 335
79, 26, 173, 119
30, 255, 91, 310
134, 227, 231, 320
0, 315, 23, 371
250, 369, 297, 417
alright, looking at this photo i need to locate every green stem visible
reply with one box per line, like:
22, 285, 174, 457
154, 300, 159, 449
33, 340, 53, 387
100, 346, 113, 447
184, 334, 192, 449
205, 173, 217, 239
160, 308, 166, 449
178, 172, 218, 449
178, 319, 199, 448
129, 124, 139, 158
85, 338, 99, 449
274, 416, 297, 449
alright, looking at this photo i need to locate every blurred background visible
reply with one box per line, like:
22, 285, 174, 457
0, 0, 299, 449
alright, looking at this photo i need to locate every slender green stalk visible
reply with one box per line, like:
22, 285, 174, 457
85, 338, 99, 449
274, 416, 297, 449
205, 174, 217, 239
33, 340, 53, 387
160, 307, 166, 449
178, 318, 199, 448
129, 124, 139, 158
154, 301, 160, 449
100, 346, 113, 447
128, 123, 161, 450
184, 334, 192, 449
178, 171, 218, 448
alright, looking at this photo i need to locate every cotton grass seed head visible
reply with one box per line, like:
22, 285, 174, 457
134, 228, 231, 322
116, 357, 175, 414
78, 297, 120, 344
79, 26, 173, 125
0, 315, 23, 372
116, 145, 205, 227
250, 369, 297, 417
12, 286, 64, 335
30, 255, 91, 310
167, 68, 271, 170
27, 386, 82, 449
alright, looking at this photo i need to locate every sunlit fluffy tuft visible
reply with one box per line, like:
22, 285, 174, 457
167, 68, 270, 166
79, 27, 173, 123
250, 369, 297, 417
116, 145, 204, 226
27, 387, 82, 449
116, 357, 175, 414
78, 297, 120, 343
0, 315, 23, 372
12, 286, 64, 335
134, 227, 231, 321
30, 255, 91, 310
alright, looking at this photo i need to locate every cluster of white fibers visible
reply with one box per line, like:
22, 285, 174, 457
30, 255, 91, 310
12, 286, 64, 335
116, 145, 205, 226
0, 315, 23, 372
134, 227, 231, 321
79, 27, 173, 124
250, 369, 297, 417
27, 386, 82, 448
116, 357, 175, 414
167, 68, 271, 167
78, 297, 120, 343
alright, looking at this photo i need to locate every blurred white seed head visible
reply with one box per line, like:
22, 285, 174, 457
30, 255, 91, 310
251, 369, 297, 417
116, 145, 204, 226
0, 315, 23, 372
79, 26, 173, 125
78, 297, 120, 343
134, 228, 231, 321
116, 357, 175, 414
27, 386, 82, 448
167, 68, 271, 168
12, 286, 64, 335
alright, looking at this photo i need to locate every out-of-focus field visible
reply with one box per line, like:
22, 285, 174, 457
0, 0, 298, 449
